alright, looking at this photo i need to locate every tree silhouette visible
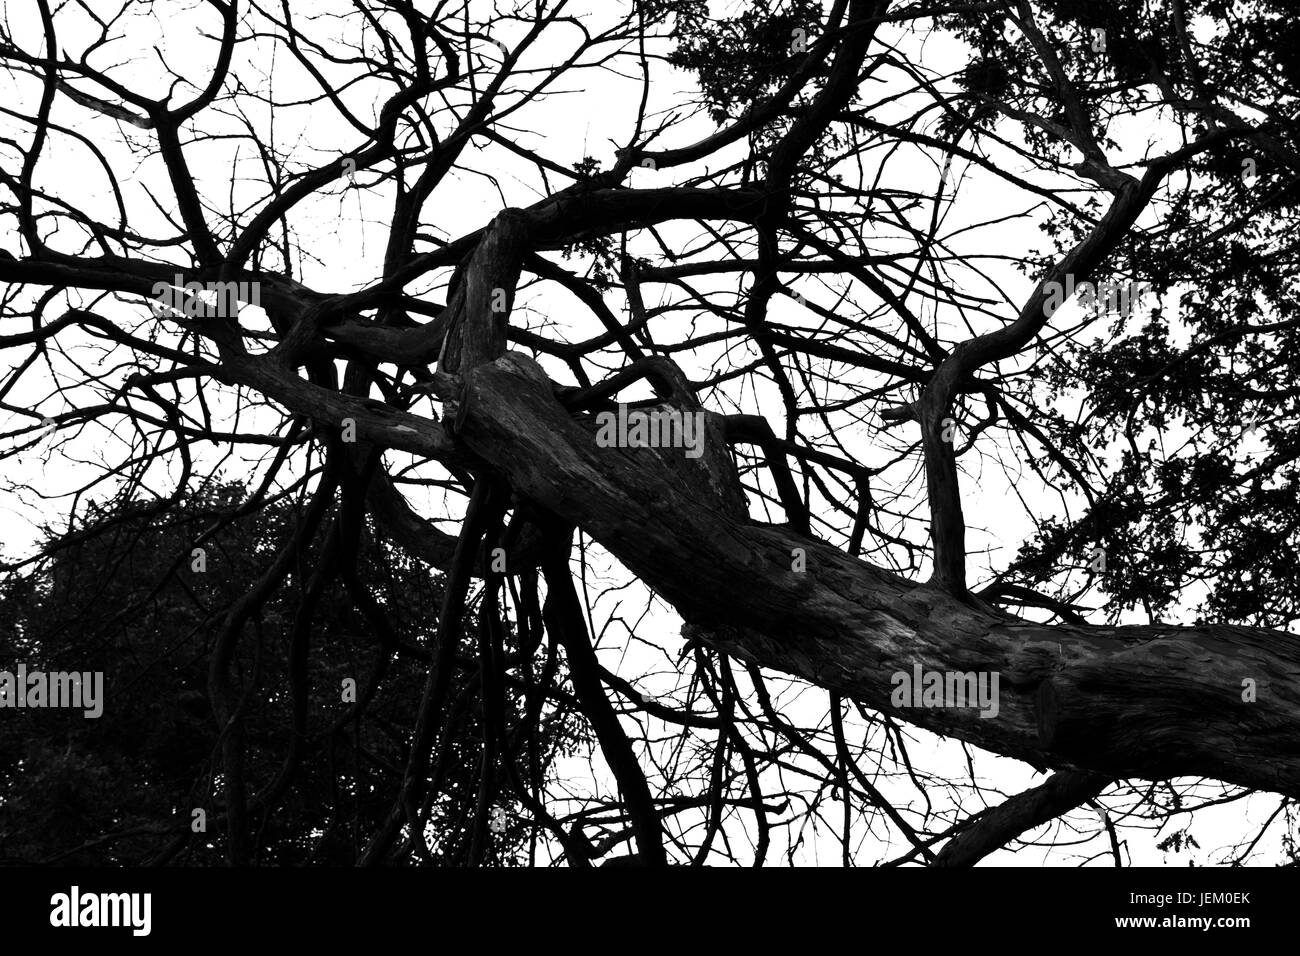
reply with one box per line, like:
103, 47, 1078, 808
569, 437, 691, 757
0, 482, 582, 864
0, 0, 1297, 866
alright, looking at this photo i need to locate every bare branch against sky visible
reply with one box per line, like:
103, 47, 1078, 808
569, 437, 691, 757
0, 0, 1296, 898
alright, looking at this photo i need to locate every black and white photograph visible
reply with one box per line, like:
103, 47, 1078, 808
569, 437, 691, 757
0, 0, 1293, 936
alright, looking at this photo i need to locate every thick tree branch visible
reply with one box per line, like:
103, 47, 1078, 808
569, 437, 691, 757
449, 350, 1300, 800
933, 770, 1111, 867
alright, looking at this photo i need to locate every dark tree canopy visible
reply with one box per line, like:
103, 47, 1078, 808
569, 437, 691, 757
0, 0, 1297, 866
0, 484, 580, 864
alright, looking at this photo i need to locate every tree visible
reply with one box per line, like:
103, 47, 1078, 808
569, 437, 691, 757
0, 482, 582, 865
0, 0, 1296, 866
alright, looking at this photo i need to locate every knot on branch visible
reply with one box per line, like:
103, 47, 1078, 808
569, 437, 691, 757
880, 402, 919, 423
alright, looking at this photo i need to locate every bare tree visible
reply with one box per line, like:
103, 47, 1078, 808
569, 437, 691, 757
1, 0, 1298, 866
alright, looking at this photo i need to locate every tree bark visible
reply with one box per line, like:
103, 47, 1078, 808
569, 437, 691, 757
445, 349, 1300, 800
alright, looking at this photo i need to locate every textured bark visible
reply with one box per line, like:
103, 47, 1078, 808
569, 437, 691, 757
444, 349, 1300, 800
